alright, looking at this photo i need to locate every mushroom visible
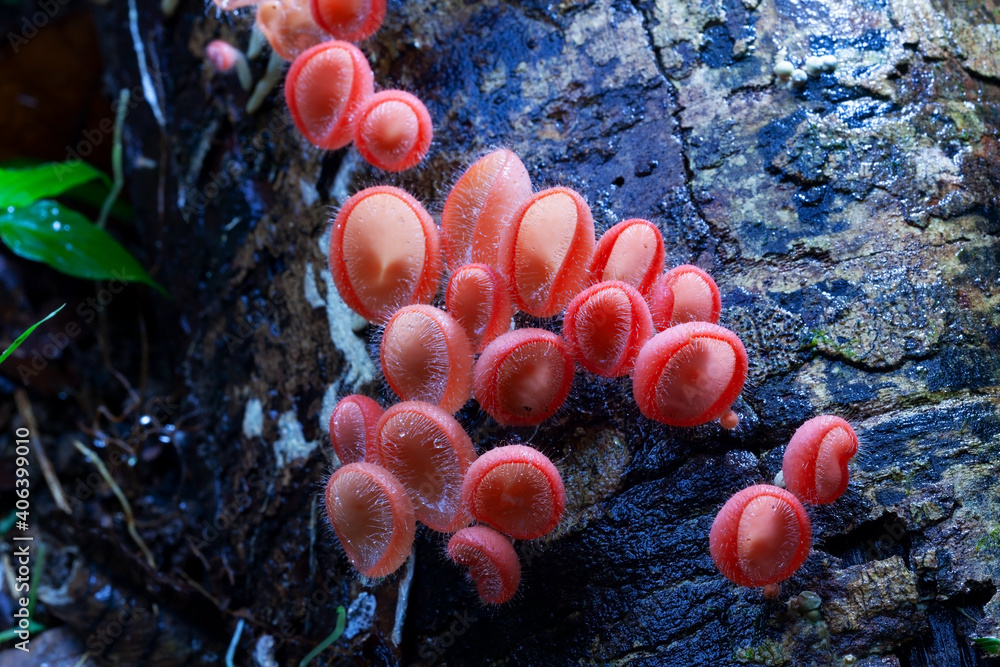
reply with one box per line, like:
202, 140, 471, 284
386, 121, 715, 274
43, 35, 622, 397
445, 263, 514, 354
563, 281, 654, 378
461, 444, 565, 540
372, 401, 477, 532
329, 186, 442, 323
325, 462, 415, 577
380, 305, 473, 414
632, 322, 748, 427
447, 526, 521, 604
709, 484, 812, 590
284, 40, 374, 149
589, 218, 665, 297
328, 395, 383, 464
441, 148, 533, 271
498, 187, 596, 317
648, 264, 721, 329
353, 90, 433, 172
782, 415, 859, 504
309, 0, 386, 42
472, 328, 575, 427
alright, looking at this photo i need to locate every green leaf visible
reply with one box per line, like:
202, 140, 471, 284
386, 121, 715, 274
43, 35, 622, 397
0, 162, 109, 209
0, 621, 46, 645
0, 201, 165, 294
974, 637, 1000, 655
0, 304, 65, 366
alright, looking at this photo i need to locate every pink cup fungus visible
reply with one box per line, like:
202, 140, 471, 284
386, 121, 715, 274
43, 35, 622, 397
353, 90, 433, 172
380, 305, 473, 413
562, 281, 654, 377
649, 264, 722, 329
329, 186, 442, 323
447, 526, 521, 604
444, 263, 514, 353
325, 462, 416, 577
205, 40, 252, 91
589, 218, 665, 296
709, 484, 812, 588
284, 40, 374, 149
373, 401, 477, 532
441, 148, 533, 271
499, 187, 596, 317
472, 328, 574, 426
461, 444, 565, 540
309, 0, 385, 41
256, 0, 330, 61
632, 322, 748, 427
328, 395, 383, 464
782, 415, 859, 505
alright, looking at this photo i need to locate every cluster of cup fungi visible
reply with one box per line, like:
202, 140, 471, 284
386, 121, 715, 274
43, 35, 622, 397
204, 0, 862, 605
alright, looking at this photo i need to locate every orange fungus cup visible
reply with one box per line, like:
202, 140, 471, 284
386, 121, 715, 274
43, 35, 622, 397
461, 444, 565, 540
373, 401, 477, 533
325, 462, 416, 578
256, 0, 330, 61
589, 218, 664, 296
472, 329, 574, 427
445, 263, 514, 353
353, 90, 433, 172
709, 484, 812, 588
380, 305, 473, 414
649, 264, 721, 329
309, 0, 385, 41
328, 395, 383, 464
329, 186, 442, 323
447, 526, 521, 604
499, 187, 595, 318
285, 40, 374, 149
563, 281, 654, 377
632, 322, 748, 427
441, 148, 533, 271
782, 415, 859, 505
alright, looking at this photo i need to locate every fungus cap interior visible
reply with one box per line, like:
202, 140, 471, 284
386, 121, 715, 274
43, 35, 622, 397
341, 193, 427, 316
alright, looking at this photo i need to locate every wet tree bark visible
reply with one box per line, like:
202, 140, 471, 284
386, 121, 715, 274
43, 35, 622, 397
37, 0, 1000, 664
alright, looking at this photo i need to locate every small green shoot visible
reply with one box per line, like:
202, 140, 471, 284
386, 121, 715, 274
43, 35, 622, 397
298, 606, 347, 667
0, 304, 65, 366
